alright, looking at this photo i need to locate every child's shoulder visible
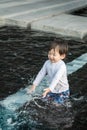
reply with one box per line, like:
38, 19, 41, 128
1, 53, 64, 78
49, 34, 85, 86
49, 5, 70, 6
44, 60, 50, 64
56, 60, 66, 69
44, 60, 51, 66
60, 60, 67, 69
60, 60, 66, 65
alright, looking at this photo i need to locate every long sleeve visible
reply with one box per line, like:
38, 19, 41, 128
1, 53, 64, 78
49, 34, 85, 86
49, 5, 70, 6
33, 60, 69, 93
49, 64, 67, 92
33, 61, 47, 86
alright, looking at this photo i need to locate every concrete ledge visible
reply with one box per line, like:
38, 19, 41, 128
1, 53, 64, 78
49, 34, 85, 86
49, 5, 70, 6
1, 0, 87, 18
31, 14, 87, 40
0, 0, 87, 40
0, 18, 28, 28
0, 18, 6, 27
0, 0, 43, 9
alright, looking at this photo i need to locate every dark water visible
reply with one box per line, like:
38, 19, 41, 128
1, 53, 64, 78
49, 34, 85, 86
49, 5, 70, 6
0, 26, 87, 99
71, 6, 87, 17
0, 25, 87, 130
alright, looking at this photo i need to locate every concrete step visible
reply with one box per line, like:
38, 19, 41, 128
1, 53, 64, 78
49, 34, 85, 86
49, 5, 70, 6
0, 0, 87, 39
0, 0, 43, 9
7, 1, 87, 19
31, 14, 87, 39
0, 0, 75, 18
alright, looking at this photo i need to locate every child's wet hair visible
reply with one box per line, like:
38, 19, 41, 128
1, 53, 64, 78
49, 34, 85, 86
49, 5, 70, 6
50, 39, 68, 55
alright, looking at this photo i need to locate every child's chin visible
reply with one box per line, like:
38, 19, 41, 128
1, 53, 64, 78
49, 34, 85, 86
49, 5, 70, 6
51, 60, 55, 63
51, 61, 57, 63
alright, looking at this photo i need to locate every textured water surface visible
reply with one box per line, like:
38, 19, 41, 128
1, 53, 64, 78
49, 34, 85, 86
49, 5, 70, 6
0, 25, 87, 130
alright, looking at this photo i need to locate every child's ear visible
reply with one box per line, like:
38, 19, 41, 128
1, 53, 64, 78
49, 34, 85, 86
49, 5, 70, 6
61, 54, 66, 59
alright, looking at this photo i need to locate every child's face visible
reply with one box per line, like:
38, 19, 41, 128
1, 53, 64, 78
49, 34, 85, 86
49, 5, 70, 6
48, 47, 65, 63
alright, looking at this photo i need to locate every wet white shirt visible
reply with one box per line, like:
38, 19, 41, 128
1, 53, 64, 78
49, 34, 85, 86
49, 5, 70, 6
33, 60, 69, 93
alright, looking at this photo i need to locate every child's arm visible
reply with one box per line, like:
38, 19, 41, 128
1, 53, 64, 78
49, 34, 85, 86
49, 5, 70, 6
27, 84, 36, 94
27, 61, 47, 94
49, 64, 66, 92
42, 88, 51, 98
33, 62, 47, 87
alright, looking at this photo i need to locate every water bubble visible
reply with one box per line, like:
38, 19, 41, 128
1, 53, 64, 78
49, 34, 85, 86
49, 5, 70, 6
7, 118, 12, 124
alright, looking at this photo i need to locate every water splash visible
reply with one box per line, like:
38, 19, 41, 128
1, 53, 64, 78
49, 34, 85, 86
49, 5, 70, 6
0, 88, 32, 111
0, 53, 87, 130
0, 53, 87, 111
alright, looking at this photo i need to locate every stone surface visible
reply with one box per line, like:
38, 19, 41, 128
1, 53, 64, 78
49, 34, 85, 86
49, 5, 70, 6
31, 14, 87, 39
0, 0, 87, 39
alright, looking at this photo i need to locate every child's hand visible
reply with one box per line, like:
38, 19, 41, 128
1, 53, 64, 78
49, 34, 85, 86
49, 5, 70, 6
42, 88, 51, 98
27, 85, 36, 94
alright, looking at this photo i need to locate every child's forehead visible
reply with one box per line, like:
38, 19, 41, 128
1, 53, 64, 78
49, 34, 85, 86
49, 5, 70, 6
49, 46, 59, 52
49, 47, 59, 53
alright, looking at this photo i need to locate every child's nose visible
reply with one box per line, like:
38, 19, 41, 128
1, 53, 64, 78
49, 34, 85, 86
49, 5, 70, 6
50, 55, 54, 59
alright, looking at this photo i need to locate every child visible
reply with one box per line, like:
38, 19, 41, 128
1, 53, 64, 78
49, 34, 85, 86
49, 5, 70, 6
28, 39, 70, 104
